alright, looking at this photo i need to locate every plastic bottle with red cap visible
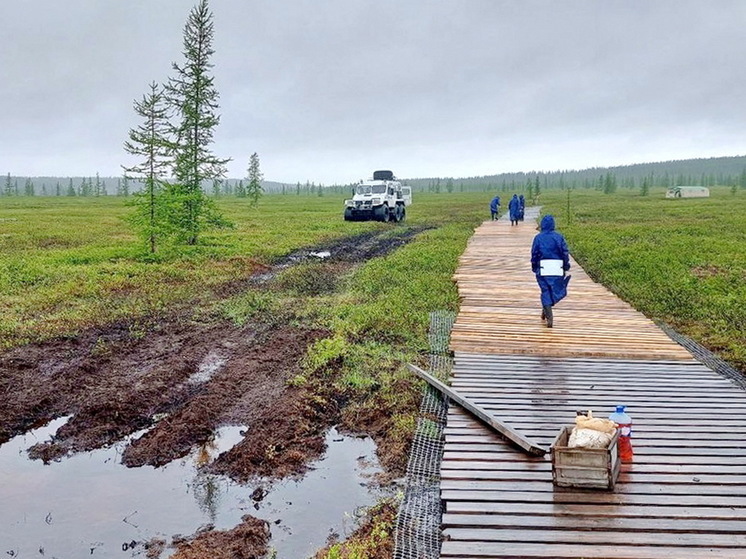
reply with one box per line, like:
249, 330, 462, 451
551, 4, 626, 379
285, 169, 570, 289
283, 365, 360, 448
609, 405, 633, 462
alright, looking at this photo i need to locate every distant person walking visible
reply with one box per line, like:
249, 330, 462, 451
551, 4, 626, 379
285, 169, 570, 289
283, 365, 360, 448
531, 215, 571, 328
508, 194, 521, 226
518, 194, 525, 221
489, 195, 501, 221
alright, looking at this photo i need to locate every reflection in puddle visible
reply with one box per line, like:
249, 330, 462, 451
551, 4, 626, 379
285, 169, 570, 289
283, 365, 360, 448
0, 423, 382, 558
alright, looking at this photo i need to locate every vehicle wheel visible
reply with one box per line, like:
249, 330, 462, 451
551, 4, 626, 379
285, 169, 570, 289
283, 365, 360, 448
344, 208, 353, 221
393, 205, 403, 222
399, 206, 406, 222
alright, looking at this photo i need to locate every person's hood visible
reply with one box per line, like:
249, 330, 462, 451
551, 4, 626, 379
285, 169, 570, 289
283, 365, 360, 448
512, 194, 518, 198
540, 214, 555, 232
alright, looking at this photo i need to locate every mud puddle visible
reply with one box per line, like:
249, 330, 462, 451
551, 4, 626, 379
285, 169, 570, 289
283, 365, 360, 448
250, 227, 427, 285
0, 422, 382, 558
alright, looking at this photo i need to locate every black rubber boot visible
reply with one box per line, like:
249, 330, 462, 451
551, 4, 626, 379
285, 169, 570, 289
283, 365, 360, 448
541, 307, 546, 320
543, 305, 553, 328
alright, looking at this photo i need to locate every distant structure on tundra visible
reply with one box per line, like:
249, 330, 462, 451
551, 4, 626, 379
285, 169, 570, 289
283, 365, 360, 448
665, 186, 710, 198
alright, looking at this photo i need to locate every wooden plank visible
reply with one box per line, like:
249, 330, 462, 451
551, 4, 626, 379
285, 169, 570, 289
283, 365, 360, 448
443, 527, 746, 547
441, 489, 746, 507
440, 480, 746, 496
445, 500, 746, 519
441, 513, 746, 533
406, 363, 547, 456
440, 541, 746, 558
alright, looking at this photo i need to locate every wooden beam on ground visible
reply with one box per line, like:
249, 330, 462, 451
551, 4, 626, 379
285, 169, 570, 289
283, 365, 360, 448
406, 363, 548, 457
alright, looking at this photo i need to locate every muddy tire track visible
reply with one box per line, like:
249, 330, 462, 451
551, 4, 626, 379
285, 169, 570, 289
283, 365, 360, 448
0, 228, 427, 475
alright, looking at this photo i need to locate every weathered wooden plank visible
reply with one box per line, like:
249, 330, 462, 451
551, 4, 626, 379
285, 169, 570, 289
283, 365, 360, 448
441, 460, 746, 474
444, 434, 746, 447
445, 500, 746, 519
441, 488, 746, 507
440, 541, 746, 558
441, 513, 746, 533
443, 527, 746, 547
406, 363, 547, 456
440, 479, 746, 497
443, 443, 746, 455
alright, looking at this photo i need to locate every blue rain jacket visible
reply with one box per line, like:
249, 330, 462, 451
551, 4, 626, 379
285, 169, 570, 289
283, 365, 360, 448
531, 215, 571, 306
490, 196, 501, 212
508, 195, 521, 221
518, 194, 525, 219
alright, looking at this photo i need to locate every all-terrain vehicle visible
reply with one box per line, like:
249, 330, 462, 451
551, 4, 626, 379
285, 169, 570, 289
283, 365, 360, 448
344, 170, 412, 222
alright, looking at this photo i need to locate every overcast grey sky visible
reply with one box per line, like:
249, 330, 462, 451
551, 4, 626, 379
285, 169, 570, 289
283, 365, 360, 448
1, 1, 745, 184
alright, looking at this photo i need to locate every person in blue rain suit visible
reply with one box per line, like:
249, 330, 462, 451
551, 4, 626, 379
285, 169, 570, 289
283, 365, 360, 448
489, 195, 501, 221
531, 214, 571, 328
508, 194, 521, 226
518, 194, 525, 221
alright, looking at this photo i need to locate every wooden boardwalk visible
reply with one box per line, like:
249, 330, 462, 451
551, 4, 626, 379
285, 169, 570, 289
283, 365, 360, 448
440, 215, 746, 558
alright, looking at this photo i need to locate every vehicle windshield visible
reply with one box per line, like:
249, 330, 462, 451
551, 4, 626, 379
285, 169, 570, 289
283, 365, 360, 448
355, 184, 387, 195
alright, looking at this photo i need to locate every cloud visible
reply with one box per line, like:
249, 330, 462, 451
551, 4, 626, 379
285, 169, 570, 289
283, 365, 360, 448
2, 0, 745, 183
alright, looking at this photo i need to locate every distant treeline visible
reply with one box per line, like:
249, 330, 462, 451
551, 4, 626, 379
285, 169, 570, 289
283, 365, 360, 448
406, 155, 746, 194
0, 173, 355, 197
4, 154, 746, 197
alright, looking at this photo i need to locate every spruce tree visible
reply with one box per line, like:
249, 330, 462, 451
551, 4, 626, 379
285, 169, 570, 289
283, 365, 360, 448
79, 177, 91, 196
124, 81, 172, 253
4, 173, 12, 196
246, 152, 263, 207
95, 173, 104, 196
166, 0, 231, 244
235, 179, 246, 197
67, 178, 76, 196
24, 178, 34, 196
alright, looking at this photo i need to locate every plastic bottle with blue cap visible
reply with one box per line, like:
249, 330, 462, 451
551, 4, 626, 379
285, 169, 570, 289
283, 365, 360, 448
609, 405, 633, 462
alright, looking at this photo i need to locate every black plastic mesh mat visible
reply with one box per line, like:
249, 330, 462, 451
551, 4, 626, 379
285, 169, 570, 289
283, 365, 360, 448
658, 322, 746, 390
392, 310, 454, 559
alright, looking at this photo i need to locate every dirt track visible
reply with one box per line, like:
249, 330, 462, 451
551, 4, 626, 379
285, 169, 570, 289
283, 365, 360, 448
0, 227, 425, 555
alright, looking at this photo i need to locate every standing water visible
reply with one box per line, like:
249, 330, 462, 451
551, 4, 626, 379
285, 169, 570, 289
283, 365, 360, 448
0, 419, 383, 557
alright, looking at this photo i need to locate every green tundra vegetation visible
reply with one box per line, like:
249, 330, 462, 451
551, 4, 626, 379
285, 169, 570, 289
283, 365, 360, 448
1, 187, 744, 367
0, 194, 484, 351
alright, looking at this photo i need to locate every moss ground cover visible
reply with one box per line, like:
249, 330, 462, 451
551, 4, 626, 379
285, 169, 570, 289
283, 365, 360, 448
540, 187, 746, 370
0, 195, 431, 348
0, 194, 487, 349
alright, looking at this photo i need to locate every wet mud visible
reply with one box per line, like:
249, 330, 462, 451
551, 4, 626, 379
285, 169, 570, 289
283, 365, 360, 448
0, 227, 424, 554
1, 227, 425, 471
1, 319, 327, 475
170, 515, 271, 559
